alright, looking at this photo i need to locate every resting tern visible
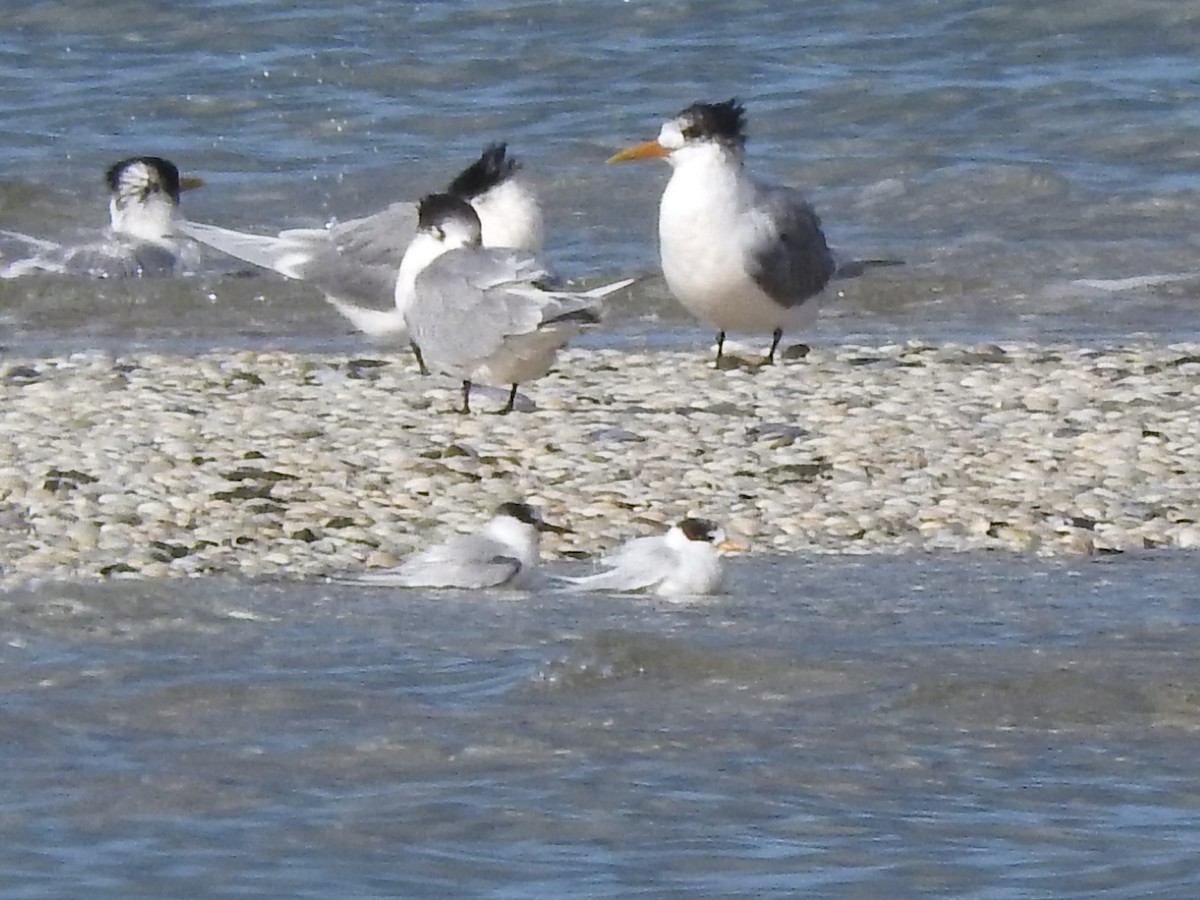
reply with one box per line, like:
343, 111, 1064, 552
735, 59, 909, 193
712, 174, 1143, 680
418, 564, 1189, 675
177, 143, 544, 347
558, 518, 745, 597
400, 193, 634, 413
609, 99, 836, 366
336, 501, 567, 590
0, 156, 203, 278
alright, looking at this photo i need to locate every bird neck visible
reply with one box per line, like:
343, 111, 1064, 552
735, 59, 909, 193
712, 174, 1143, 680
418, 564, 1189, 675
110, 195, 177, 244
659, 148, 749, 255
662, 144, 746, 216
484, 517, 540, 569
394, 233, 451, 312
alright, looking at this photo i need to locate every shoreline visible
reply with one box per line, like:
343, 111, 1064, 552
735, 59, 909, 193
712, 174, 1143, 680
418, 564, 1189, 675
2, 340, 1199, 588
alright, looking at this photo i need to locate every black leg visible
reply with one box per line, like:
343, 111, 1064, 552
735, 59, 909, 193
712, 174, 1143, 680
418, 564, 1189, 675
715, 331, 726, 367
459, 381, 472, 414
410, 341, 430, 376
764, 328, 783, 365
497, 383, 518, 415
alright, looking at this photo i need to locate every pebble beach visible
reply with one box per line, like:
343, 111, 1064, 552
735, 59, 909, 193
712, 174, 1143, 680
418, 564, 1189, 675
2, 339, 1199, 589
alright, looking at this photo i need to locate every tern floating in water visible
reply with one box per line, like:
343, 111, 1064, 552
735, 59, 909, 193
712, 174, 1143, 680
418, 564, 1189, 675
399, 193, 633, 413
609, 99, 838, 367
557, 518, 745, 597
0, 156, 203, 279
335, 501, 567, 590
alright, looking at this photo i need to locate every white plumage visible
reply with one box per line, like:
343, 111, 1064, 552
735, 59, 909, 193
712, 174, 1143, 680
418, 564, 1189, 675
558, 518, 744, 598
335, 501, 564, 590
399, 193, 633, 413
177, 144, 544, 350
1, 156, 202, 279
609, 99, 836, 366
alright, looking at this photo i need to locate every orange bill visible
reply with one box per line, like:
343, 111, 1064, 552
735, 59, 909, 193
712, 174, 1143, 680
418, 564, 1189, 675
180, 175, 206, 191
606, 140, 670, 163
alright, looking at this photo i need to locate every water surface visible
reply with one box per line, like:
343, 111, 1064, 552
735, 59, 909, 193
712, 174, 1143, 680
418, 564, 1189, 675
1, 0, 1199, 350
2, 3, 1200, 894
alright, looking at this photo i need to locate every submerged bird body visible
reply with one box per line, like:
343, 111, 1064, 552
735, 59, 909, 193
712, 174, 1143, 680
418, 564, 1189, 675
610, 100, 836, 364
338, 501, 561, 589
1, 156, 202, 279
177, 144, 544, 341
400, 193, 632, 413
561, 518, 742, 597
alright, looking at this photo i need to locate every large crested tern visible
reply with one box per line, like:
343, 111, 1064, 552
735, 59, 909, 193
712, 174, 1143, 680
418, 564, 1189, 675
336, 501, 567, 590
400, 193, 633, 414
0, 156, 203, 279
609, 99, 837, 366
558, 518, 745, 597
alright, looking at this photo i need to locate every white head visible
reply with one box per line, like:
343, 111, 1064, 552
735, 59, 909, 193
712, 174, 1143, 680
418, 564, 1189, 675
608, 99, 748, 169
395, 193, 483, 310
656, 517, 745, 597
485, 501, 569, 566
666, 517, 726, 552
445, 143, 544, 252
105, 156, 194, 243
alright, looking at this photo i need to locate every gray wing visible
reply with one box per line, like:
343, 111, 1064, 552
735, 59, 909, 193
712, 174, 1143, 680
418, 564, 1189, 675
563, 535, 672, 593
180, 201, 416, 306
406, 247, 577, 375
343, 532, 523, 589
324, 201, 418, 269
744, 182, 836, 307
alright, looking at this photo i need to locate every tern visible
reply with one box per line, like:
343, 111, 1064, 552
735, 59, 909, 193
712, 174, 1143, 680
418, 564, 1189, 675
400, 193, 634, 413
177, 143, 544, 347
0, 156, 203, 278
557, 518, 745, 597
335, 501, 567, 590
609, 99, 837, 366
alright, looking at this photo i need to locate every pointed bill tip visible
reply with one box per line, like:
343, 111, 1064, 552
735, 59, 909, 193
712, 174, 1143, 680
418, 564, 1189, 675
606, 140, 669, 163
180, 175, 205, 191
717, 538, 749, 553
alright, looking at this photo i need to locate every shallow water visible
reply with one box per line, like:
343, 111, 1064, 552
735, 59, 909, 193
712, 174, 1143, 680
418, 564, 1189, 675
3, 2, 1200, 894
3, 553, 1200, 896
2, 0, 1200, 350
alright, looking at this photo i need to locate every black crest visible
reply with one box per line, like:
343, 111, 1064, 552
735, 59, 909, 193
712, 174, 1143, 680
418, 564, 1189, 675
678, 518, 720, 543
417, 192, 480, 230
445, 143, 520, 200
676, 99, 747, 148
105, 156, 182, 202
496, 501, 541, 526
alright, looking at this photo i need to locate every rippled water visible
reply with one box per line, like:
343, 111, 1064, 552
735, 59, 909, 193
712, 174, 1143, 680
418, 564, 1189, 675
3, 1, 1200, 894
4, 555, 1200, 897
2, 0, 1200, 348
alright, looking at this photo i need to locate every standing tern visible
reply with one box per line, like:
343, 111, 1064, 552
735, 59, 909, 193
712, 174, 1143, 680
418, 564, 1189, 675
557, 518, 746, 597
177, 143, 544, 346
0, 156, 203, 278
609, 99, 836, 366
400, 193, 634, 414
336, 501, 567, 590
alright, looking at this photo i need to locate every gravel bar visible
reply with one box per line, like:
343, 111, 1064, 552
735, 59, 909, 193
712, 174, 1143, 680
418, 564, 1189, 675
2, 341, 1199, 587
